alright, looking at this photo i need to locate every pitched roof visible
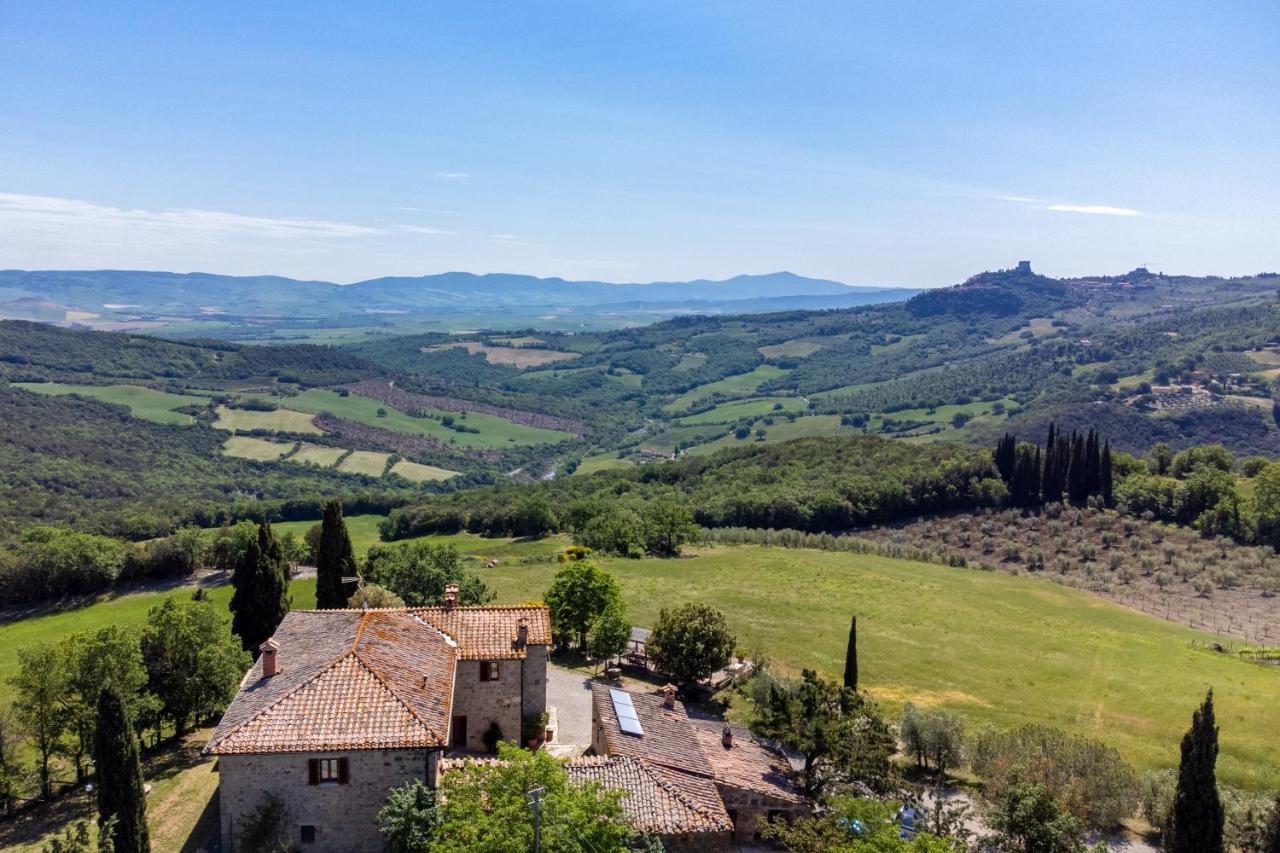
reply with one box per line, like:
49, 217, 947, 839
207, 609, 457, 754
691, 721, 807, 805
568, 756, 732, 835
413, 605, 551, 659
590, 684, 713, 778
438, 755, 732, 837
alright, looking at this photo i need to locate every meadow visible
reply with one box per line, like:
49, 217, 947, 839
664, 364, 792, 412
212, 405, 321, 434
674, 396, 807, 425
476, 543, 1280, 790
278, 388, 573, 448
13, 382, 208, 425
220, 435, 295, 460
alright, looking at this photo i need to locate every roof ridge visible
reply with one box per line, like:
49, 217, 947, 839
349, 648, 446, 743
209, 650, 358, 750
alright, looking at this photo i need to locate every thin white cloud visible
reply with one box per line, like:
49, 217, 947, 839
999, 194, 1144, 217
0, 193, 383, 242
1046, 203, 1141, 217
399, 224, 455, 236
434, 171, 470, 180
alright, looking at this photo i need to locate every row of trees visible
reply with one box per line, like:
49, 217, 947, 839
3, 594, 249, 810
994, 425, 1113, 508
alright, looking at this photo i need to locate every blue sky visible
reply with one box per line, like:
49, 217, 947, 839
1, 1, 1276, 286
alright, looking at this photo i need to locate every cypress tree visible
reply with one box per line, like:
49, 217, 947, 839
1067, 431, 1088, 503
316, 500, 358, 610
94, 687, 150, 853
1101, 441, 1114, 506
995, 434, 1017, 483
1166, 690, 1225, 853
843, 616, 858, 691
1042, 425, 1060, 501
230, 521, 291, 655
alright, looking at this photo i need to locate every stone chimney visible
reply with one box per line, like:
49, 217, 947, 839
444, 584, 459, 610
662, 684, 678, 709
260, 637, 280, 677
516, 617, 528, 649
722, 724, 733, 749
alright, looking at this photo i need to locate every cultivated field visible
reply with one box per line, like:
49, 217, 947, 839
757, 339, 824, 358
286, 443, 347, 467
279, 388, 573, 448
337, 449, 393, 476
14, 382, 207, 425
389, 459, 461, 482
424, 340, 581, 367
212, 405, 321, 434
220, 435, 295, 460
683, 414, 848, 455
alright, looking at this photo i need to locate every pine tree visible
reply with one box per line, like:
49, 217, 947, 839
230, 521, 291, 655
1166, 690, 1225, 853
316, 501, 357, 610
843, 616, 858, 691
93, 687, 149, 853
1101, 441, 1114, 506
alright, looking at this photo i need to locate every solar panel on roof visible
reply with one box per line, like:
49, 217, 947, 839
610, 688, 644, 737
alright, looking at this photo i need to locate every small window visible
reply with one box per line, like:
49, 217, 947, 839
300, 825, 316, 844
308, 757, 349, 785
479, 661, 500, 682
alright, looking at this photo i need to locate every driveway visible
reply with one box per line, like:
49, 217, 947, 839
546, 664, 596, 755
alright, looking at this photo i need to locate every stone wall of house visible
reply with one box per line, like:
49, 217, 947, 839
661, 829, 732, 852
719, 785, 808, 845
448, 647, 548, 752
218, 749, 431, 853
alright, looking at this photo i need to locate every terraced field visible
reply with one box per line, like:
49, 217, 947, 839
212, 405, 321, 434
14, 382, 208, 425
221, 435, 295, 460
389, 459, 461, 482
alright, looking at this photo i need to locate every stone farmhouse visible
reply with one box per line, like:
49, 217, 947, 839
207, 586, 808, 851
206, 587, 550, 852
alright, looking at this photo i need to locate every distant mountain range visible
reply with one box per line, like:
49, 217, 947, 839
0, 269, 918, 334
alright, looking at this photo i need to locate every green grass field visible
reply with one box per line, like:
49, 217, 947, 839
665, 365, 792, 412
389, 459, 461, 482
476, 544, 1280, 789
278, 389, 573, 448
14, 382, 208, 425
675, 396, 807, 425
212, 405, 321, 434
574, 453, 634, 476
757, 339, 823, 359
684, 414, 847, 456
337, 450, 392, 476
221, 435, 296, 460
286, 443, 347, 467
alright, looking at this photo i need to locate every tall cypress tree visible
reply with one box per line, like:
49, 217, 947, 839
316, 500, 358, 610
994, 434, 1017, 484
230, 521, 291, 655
94, 687, 150, 853
1101, 441, 1114, 506
843, 616, 858, 691
1042, 425, 1060, 501
1166, 690, 1225, 853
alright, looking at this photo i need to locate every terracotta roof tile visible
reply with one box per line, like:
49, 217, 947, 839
413, 605, 550, 659
439, 755, 732, 836
591, 684, 712, 777
692, 721, 807, 805
208, 609, 457, 754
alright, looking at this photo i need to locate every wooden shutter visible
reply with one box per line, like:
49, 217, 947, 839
479, 661, 491, 681
338, 757, 350, 785
307, 759, 320, 785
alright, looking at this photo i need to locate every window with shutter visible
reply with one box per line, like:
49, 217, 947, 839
338, 757, 350, 785
307, 759, 320, 785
